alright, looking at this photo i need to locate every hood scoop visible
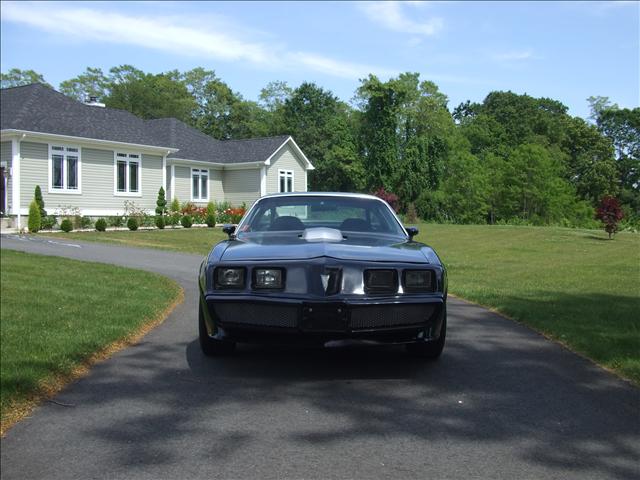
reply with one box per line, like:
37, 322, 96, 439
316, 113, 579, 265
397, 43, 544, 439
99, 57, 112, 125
300, 227, 344, 243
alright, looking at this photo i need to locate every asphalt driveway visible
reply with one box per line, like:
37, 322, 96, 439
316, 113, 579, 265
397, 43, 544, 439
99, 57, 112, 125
1, 234, 638, 480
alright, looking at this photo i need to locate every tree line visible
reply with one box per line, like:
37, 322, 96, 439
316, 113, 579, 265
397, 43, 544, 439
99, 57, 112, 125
2, 67, 638, 228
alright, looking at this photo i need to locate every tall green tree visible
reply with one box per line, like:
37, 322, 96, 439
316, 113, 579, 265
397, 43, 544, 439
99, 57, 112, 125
59, 67, 109, 102
282, 82, 362, 191
104, 65, 196, 122
1, 68, 50, 88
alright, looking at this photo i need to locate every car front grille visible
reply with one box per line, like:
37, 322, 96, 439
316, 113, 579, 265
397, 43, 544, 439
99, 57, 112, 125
214, 303, 299, 329
349, 304, 434, 330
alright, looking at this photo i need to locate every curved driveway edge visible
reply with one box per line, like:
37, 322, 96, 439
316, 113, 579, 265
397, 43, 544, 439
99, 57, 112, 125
1, 234, 639, 480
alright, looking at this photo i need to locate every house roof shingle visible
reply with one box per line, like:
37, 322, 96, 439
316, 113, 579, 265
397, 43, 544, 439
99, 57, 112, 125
1, 84, 295, 165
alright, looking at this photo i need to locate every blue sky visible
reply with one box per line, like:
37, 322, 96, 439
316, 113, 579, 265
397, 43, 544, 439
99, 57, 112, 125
1, 1, 638, 119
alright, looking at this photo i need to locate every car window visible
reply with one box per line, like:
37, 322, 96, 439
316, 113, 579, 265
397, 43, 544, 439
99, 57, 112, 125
238, 196, 404, 236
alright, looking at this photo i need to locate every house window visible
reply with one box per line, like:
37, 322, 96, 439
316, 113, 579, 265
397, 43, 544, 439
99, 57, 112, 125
114, 152, 141, 195
192, 168, 209, 201
50, 145, 80, 193
279, 170, 294, 193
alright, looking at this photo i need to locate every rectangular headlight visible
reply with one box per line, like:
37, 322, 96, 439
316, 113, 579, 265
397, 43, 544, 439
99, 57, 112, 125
364, 269, 398, 293
403, 270, 434, 292
215, 267, 246, 289
253, 268, 284, 289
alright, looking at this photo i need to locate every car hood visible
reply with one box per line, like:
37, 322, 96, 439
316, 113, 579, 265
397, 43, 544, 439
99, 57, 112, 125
220, 233, 431, 263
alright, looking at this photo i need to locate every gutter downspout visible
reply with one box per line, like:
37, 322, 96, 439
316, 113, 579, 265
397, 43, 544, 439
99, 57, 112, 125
11, 135, 24, 230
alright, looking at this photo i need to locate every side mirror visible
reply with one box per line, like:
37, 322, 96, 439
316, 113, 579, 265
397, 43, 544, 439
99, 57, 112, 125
222, 224, 236, 239
406, 226, 419, 241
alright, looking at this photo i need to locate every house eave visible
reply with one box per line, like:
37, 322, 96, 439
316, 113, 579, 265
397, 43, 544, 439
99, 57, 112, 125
168, 157, 265, 170
0, 129, 178, 155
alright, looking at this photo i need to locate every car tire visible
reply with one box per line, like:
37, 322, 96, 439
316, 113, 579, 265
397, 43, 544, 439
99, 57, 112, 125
406, 307, 446, 359
199, 301, 236, 356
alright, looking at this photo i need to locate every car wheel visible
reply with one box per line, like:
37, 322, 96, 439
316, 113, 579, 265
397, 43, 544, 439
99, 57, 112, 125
406, 307, 446, 359
199, 301, 235, 356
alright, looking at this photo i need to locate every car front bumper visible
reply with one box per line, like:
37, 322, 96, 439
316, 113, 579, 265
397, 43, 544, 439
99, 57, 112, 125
201, 293, 446, 346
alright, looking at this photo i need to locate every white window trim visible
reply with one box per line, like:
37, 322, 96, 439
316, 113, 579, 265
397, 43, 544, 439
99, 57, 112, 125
278, 169, 294, 193
48, 144, 82, 194
191, 168, 210, 202
113, 152, 142, 197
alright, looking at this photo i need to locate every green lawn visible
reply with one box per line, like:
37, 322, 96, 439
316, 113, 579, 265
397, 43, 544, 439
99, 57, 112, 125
0, 250, 182, 433
60, 227, 225, 255
48, 224, 640, 383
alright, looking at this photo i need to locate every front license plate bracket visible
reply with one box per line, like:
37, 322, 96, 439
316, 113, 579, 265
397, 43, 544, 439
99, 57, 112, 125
301, 303, 348, 332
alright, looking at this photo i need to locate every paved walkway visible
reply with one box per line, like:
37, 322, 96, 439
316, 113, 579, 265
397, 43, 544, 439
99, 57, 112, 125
1, 234, 638, 480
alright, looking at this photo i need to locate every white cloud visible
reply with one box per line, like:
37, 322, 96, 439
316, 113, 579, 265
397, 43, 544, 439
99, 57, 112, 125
358, 1, 444, 36
491, 50, 537, 62
0, 1, 392, 79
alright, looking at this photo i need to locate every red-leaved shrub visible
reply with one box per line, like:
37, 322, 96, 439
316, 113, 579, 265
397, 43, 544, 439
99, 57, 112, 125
373, 187, 399, 212
595, 196, 624, 239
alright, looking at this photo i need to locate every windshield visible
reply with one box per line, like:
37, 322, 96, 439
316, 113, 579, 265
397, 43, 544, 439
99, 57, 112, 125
237, 195, 405, 237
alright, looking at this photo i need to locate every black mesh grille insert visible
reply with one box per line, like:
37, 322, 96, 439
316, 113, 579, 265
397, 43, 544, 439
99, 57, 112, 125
214, 303, 298, 328
350, 304, 434, 329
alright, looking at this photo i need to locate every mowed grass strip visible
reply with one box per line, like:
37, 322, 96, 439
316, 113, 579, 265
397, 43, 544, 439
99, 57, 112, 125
59, 228, 225, 255
0, 250, 182, 434
417, 225, 640, 384
53, 224, 640, 383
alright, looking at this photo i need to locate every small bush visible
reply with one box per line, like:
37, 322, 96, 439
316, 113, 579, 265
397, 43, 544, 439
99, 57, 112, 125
28, 200, 41, 233
34, 185, 47, 217
181, 215, 193, 228
40, 215, 57, 230
205, 213, 216, 228
60, 219, 73, 233
109, 216, 124, 228
155, 215, 165, 229
95, 218, 107, 232
156, 187, 167, 216
80, 216, 93, 230
127, 217, 139, 231
170, 197, 181, 214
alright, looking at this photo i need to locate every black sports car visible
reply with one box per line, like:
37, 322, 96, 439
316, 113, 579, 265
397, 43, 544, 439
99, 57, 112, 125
198, 193, 447, 357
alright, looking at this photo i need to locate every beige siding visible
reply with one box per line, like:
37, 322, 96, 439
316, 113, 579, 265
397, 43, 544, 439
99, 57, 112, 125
1, 141, 12, 211
20, 141, 48, 207
223, 169, 261, 206
19, 141, 163, 214
266, 145, 307, 194
210, 169, 224, 203
173, 166, 191, 204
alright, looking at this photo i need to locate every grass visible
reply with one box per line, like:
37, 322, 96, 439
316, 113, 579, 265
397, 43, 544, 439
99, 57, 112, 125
0, 250, 183, 434
47, 224, 640, 384
59, 227, 224, 255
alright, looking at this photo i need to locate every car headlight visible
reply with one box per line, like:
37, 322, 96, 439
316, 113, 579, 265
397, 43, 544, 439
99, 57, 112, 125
403, 270, 435, 292
253, 268, 284, 289
364, 269, 398, 293
215, 267, 246, 289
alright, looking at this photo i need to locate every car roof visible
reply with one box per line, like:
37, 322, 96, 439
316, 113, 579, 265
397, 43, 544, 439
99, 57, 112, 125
259, 192, 381, 201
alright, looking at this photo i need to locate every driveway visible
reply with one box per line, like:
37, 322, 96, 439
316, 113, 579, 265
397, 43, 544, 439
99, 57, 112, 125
1, 235, 638, 480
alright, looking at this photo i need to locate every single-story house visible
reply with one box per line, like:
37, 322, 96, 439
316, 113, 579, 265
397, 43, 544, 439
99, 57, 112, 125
0, 83, 314, 229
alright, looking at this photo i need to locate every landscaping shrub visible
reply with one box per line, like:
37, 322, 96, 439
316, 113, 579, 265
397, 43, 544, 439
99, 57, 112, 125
109, 216, 124, 228
156, 187, 167, 216
34, 185, 47, 217
95, 218, 107, 232
60, 219, 73, 232
206, 201, 217, 227
155, 215, 165, 229
127, 217, 138, 231
373, 187, 399, 212
181, 215, 193, 228
80, 216, 93, 230
28, 200, 41, 233
40, 215, 57, 230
